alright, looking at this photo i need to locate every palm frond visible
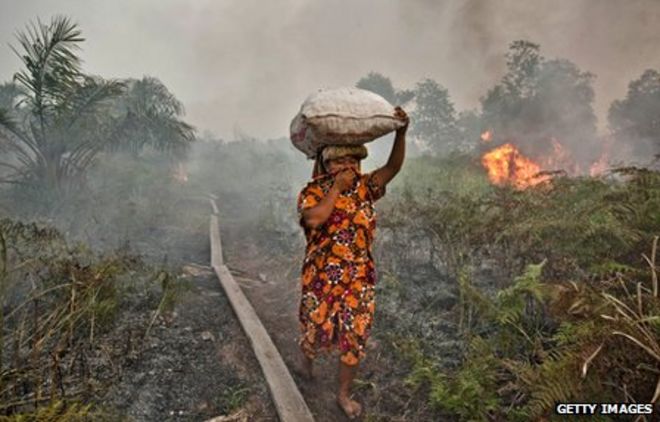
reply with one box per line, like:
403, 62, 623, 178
128, 76, 185, 116
0, 81, 26, 111
10, 15, 84, 113
58, 76, 125, 125
0, 107, 16, 133
111, 76, 195, 156
0, 107, 38, 152
0, 108, 41, 171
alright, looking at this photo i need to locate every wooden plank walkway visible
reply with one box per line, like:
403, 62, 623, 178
207, 198, 315, 422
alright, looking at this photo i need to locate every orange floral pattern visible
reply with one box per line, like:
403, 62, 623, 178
297, 170, 385, 366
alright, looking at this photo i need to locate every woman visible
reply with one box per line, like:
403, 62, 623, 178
296, 107, 409, 419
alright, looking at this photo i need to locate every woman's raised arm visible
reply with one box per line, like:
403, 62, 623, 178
370, 107, 409, 189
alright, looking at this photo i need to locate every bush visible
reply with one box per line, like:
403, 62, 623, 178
376, 155, 660, 419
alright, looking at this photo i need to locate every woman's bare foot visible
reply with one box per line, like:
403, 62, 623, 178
337, 394, 362, 419
293, 355, 315, 381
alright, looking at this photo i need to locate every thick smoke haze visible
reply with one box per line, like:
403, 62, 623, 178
1, 0, 659, 140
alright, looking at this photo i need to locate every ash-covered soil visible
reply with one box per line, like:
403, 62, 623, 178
100, 268, 277, 421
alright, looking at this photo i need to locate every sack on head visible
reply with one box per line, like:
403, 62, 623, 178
290, 87, 405, 158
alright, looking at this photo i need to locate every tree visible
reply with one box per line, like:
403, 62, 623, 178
481, 40, 598, 164
536, 59, 597, 162
356, 72, 414, 106
608, 69, 660, 156
0, 82, 24, 110
410, 78, 459, 154
481, 41, 543, 139
0, 16, 194, 192
0, 16, 124, 191
110, 76, 195, 157
456, 109, 483, 150
354, 72, 415, 160
0, 83, 26, 157
502, 40, 543, 100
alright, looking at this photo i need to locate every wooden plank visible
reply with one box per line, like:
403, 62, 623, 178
208, 199, 315, 422
209, 214, 223, 267
213, 265, 314, 422
209, 197, 219, 215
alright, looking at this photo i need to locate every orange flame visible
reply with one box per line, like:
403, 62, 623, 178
588, 137, 611, 176
589, 153, 608, 176
480, 130, 492, 143
539, 138, 576, 174
481, 143, 547, 189
481, 135, 613, 187
549, 138, 569, 165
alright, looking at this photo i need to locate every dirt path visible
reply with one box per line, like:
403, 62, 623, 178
223, 236, 401, 422
227, 259, 351, 421
102, 212, 434, 421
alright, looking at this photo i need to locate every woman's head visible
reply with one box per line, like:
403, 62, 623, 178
320, 144, 367, 174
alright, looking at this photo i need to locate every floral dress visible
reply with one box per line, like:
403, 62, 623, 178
297, 170, 385, 366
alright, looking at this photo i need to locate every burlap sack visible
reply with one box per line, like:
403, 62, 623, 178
290, 87, 405, 158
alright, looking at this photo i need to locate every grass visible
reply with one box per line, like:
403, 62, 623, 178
218, 384, 250, 415
0, 219, 180, 419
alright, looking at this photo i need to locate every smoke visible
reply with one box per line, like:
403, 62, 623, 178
437, 0, 660, 135
0, 0, 659, 142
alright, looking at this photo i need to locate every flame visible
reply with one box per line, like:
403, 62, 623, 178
481, 135, 613, 188
173, 162, 188, 183
589, 152, 608, 176
541, 138, 577, 173
480, 130, 492, 143
588, 137, 611, 176
550, 138, 569, 164
481, 143, 547, 189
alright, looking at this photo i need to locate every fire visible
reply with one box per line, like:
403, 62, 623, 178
481, 143, 547, 189
481, 135, 613, 188
540, 138, 578, 174
589, 139, 611, 176
548, 138, 570, 166
589, 153, 608, 176
480, 130, 492, 143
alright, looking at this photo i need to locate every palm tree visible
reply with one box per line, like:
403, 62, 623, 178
111, 76, 195, 157
0, 82, 24, 110
0, 16, 195, 193
0, 16, 125, 190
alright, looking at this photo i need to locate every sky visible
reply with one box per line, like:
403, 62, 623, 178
1, 0, 659, 140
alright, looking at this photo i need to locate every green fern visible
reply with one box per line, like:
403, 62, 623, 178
431, 337, 500, 421
496, 261, 547, 326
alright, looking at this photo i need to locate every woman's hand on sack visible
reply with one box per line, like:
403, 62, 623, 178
394, 106, 409, 134
333, 169, 357, 192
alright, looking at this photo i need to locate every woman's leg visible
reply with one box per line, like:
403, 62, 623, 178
299, 352, 314, 379
337, 361, 362, 418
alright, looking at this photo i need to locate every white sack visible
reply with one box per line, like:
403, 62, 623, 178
290, 87, 405, 158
